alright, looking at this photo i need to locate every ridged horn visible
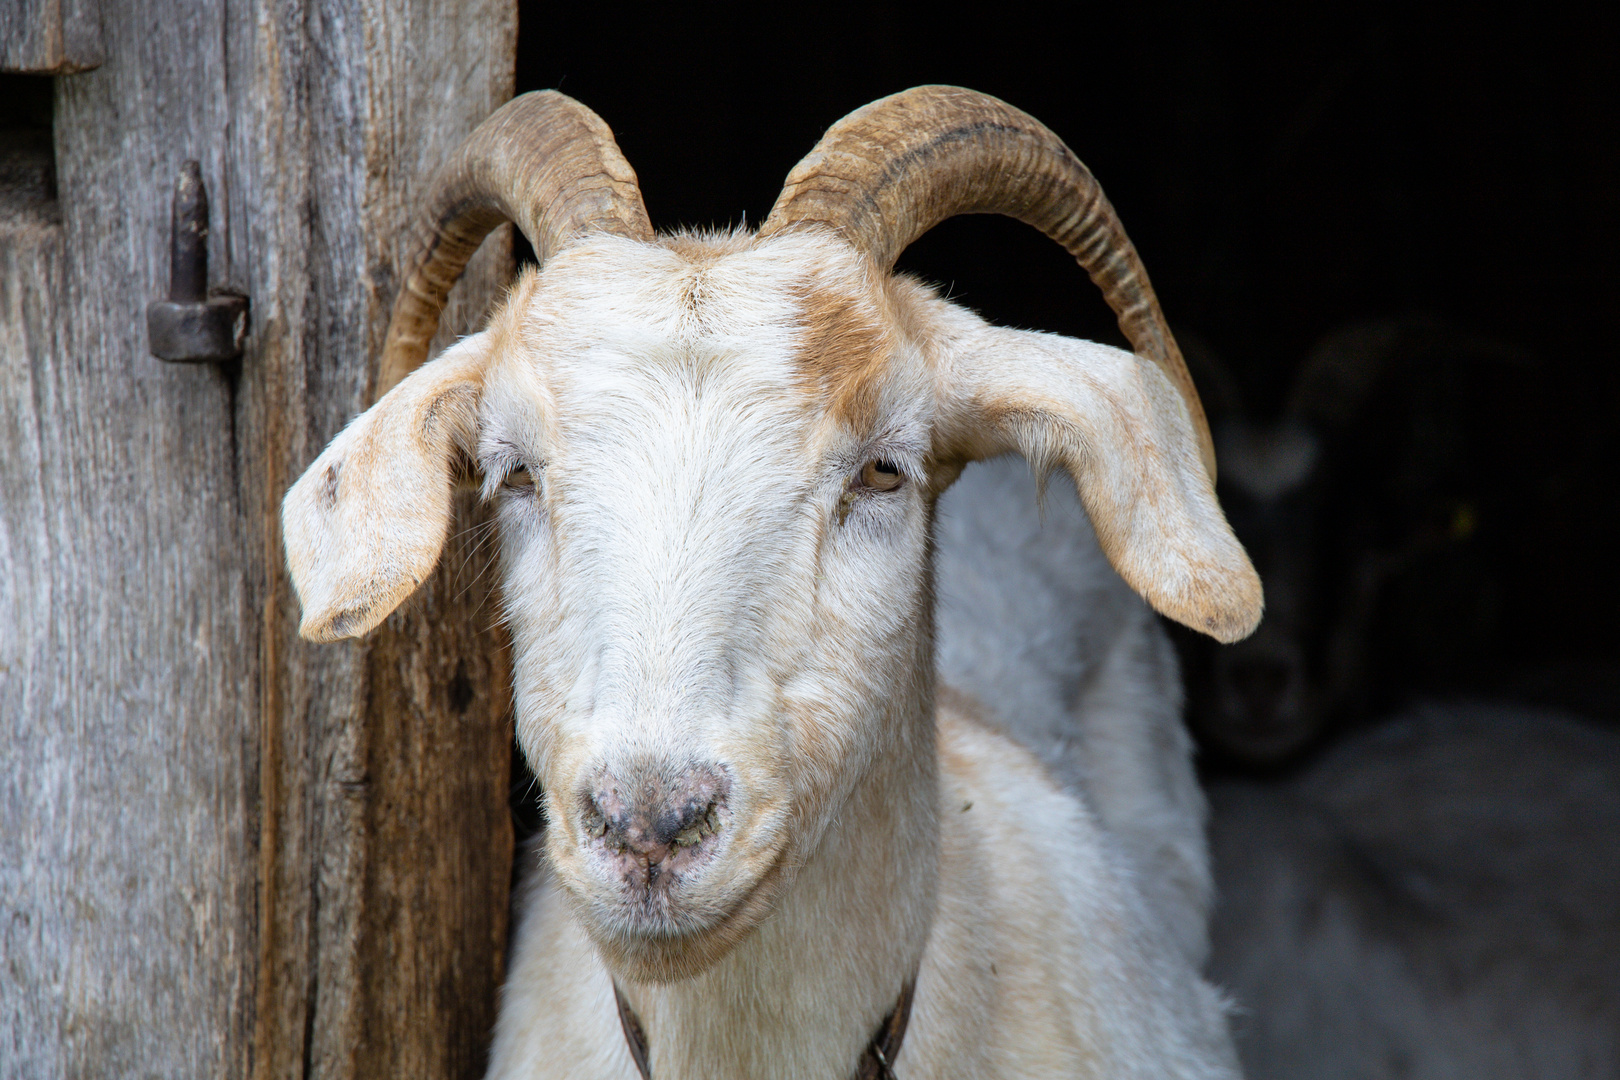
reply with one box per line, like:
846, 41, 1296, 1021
376, 90, 652, 397
758, 85, 1215, 479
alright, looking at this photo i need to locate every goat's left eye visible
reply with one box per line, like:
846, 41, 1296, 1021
860, 459, 905, 492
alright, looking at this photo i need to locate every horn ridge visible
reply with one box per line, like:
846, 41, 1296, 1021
759, 85, 1214, 478
376, 91, 652, 397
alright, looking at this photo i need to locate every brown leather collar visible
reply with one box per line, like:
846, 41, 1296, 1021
613, 973, 918, 1080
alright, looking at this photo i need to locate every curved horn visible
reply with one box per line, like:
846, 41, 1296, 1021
758, 85, 1215, 478
376, 91, 652, 397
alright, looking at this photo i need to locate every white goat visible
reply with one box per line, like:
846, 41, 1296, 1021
283, 87, 1261, 1079
936, 459, 1214, 969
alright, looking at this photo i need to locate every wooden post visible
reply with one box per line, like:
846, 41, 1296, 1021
0, 2, 518, 1077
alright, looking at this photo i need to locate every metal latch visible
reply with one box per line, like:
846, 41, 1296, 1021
146, 161, 248, 363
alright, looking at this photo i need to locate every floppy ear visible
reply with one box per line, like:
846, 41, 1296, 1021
282, 332, 491, 642
939, 323, 1263, 643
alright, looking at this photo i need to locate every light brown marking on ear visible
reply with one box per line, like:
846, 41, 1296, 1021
791, 277, 895, 434
1001, 397, 1262, 644
420, 382, 480, 441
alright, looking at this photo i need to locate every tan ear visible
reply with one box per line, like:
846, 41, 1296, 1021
940, 324, 1263, 643
282, 333, 491, 642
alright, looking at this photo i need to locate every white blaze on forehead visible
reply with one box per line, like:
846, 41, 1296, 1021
498, 235, 843, 752
1216, 419, 1321, 501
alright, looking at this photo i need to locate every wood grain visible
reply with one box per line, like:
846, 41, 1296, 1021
1, 142, 71, 1080
231, 2, 519, 1077
1, 1, 518, 1076
4, 2, 252, 1072
0, 0, 105, 73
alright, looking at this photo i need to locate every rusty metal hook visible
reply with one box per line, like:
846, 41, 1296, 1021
146, 161, 248, 363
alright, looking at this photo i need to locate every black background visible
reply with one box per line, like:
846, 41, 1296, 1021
515, 1, 1619, 745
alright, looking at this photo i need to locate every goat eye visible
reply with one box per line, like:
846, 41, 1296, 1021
860, 459, 905, 492
503, 465, 536, 492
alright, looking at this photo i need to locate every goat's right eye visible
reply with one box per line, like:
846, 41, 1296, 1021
860, 459, 905, 492
503, 465, 536, 492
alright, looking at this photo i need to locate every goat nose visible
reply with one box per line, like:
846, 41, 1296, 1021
586, 796, 724, 863
581, 765, 729, 874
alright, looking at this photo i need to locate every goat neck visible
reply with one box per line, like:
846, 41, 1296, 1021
612, 676, 938, 1078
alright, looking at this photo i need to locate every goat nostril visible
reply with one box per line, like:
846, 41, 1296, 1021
583, 765, 730, 878
581, 798, 609, 839
584, 790, 725, 862
671, 800, 722, 849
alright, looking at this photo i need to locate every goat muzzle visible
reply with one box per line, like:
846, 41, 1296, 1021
582, 764, 731, 892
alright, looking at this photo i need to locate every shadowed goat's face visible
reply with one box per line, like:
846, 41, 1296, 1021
1182, 317, 1521, 767
1200, 418, 1327, 764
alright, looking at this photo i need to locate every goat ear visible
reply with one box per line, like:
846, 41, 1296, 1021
282, 333, 490, 642
939, 324, 1263, 643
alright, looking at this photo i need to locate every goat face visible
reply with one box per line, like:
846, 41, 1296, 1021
281, 88, 1264, 986
486, 233, 943, 980
1201, 418, 1326, 764
1182, 317, 1519, 767
283, 228, 1259, 980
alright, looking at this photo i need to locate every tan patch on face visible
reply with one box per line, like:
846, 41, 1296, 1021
791, 277, 895, 434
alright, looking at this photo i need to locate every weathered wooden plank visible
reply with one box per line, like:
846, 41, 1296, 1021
349, 11, 517, 1073
224, 1, 518, 1077
0, 0, 105, 74
0, 133, 68, 1080
3, 1, 518, 1076
2, 0, 255, 1073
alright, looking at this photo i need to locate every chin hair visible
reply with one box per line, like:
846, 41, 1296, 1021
585, 851, 792, 983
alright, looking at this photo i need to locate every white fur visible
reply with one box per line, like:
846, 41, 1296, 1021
494, 708, 1236, 1080
936, 458, 1212, 968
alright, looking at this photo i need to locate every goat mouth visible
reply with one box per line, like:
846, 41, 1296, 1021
584, 844, 793, 982
585, 808, 726, 896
